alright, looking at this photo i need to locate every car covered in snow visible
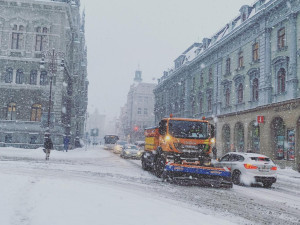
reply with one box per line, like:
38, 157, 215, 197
113, 140, 128, 154
120, 144, 142, 159
213, 152, 277, 188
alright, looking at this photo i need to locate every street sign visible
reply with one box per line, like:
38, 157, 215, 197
90, 128, 99, 137
257, 116, 264, 124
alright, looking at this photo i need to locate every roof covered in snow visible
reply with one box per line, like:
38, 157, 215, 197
158, 0, 275, 84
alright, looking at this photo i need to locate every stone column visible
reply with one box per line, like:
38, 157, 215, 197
260, 28, 272, 105
12, 69, 16, 83
287, 13, 298, 98
184, 76, 191, 117
215, 61, 222, 115
37, 71, 41, 86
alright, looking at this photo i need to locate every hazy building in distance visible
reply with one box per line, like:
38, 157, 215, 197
121, 70, 156, 143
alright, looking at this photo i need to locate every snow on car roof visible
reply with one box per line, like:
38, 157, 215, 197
227, 152, 270, 158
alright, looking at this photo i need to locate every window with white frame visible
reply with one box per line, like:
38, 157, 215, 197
16, 69, 23, 84
7, 102, 16, 120
11, 24, 24, 50
35, 27, 48, 51
5, 68, 13, 83
277, 68, 286, 94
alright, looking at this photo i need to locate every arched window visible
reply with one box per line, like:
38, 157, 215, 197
252, 78, 259, 101
7, 103, 16, 120
249, 121, 260, 153
271, 117, 285, 160
16, 69, 23, 84
40, 71, 48, 85
30, 70, 37, 85
5, 68, 13, 83
278, 68, 286, 94
225, 88, 230, 106
235, 122, 244, 152
31, 104, 42, 122
238, 83, 243, 103
222, 124, 230, 153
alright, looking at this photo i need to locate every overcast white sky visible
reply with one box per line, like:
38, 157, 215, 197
80, 0, 255, 119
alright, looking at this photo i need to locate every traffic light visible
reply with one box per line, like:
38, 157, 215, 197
134, 126, 139, 132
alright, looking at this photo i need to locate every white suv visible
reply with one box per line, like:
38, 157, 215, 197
214, 152, 277, 188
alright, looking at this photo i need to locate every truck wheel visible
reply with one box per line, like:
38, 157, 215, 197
232, 170, 241, 185
154, 154, 166, 178
141, 154, 150, 171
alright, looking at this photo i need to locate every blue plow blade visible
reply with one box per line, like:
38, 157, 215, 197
165, 164, 231, 177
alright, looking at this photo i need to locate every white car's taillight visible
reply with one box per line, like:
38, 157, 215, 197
244, 164, 258, 169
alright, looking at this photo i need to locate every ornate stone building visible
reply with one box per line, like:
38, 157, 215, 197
119, 70, 156, 143
0, 0, 88, 149
154, 0, 300, 169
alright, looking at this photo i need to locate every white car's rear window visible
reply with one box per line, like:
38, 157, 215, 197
250, 157, 270, 162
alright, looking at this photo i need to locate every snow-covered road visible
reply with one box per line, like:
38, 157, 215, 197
0, 146, 299, 225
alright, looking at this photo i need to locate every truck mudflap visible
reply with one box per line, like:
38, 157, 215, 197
163, 163, 233, 188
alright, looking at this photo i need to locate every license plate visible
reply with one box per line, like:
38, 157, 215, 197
259, 169, 269, 172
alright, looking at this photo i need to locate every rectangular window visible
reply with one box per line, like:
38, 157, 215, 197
208, 95, 212, 111
199, 75, 203, 88
11, 32, 23, 50
253, 43, 259, 61
226, 58, 231, 74
5, 134, 13, 143
238, 53, 244, 68
277, 28, 285, 49
192, 77, 195, 91
209, 68, 213, 82
144, 108, 148, 115
138, 108, 141, 114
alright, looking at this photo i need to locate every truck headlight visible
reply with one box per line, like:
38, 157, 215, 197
211, 138, 216, 145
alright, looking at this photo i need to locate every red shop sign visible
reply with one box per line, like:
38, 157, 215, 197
257, 116, 264, 123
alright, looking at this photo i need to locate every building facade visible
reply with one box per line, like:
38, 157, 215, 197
154, 0, 300, 170
0, 0, 88, 149
120, 71, 156, 143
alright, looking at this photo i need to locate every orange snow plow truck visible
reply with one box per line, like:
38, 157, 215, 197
142, 116, 232, 188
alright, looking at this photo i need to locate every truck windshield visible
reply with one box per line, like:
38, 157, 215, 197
168, 120, 208, 139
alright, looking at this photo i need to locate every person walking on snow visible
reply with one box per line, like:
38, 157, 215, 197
44, 135, 53, 160
63, 136, 70, 152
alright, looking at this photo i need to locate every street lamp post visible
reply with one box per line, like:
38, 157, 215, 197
40, 49, 65, 133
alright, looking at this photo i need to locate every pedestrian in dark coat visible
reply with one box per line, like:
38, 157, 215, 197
44, 136, 53, 160
63, 136, 70, 152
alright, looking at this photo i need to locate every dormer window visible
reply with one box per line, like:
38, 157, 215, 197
242, 13, 247, 22
240, 5, 251, 23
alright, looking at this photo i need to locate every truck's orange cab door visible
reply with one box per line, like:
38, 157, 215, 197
158, 120, 168, 151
